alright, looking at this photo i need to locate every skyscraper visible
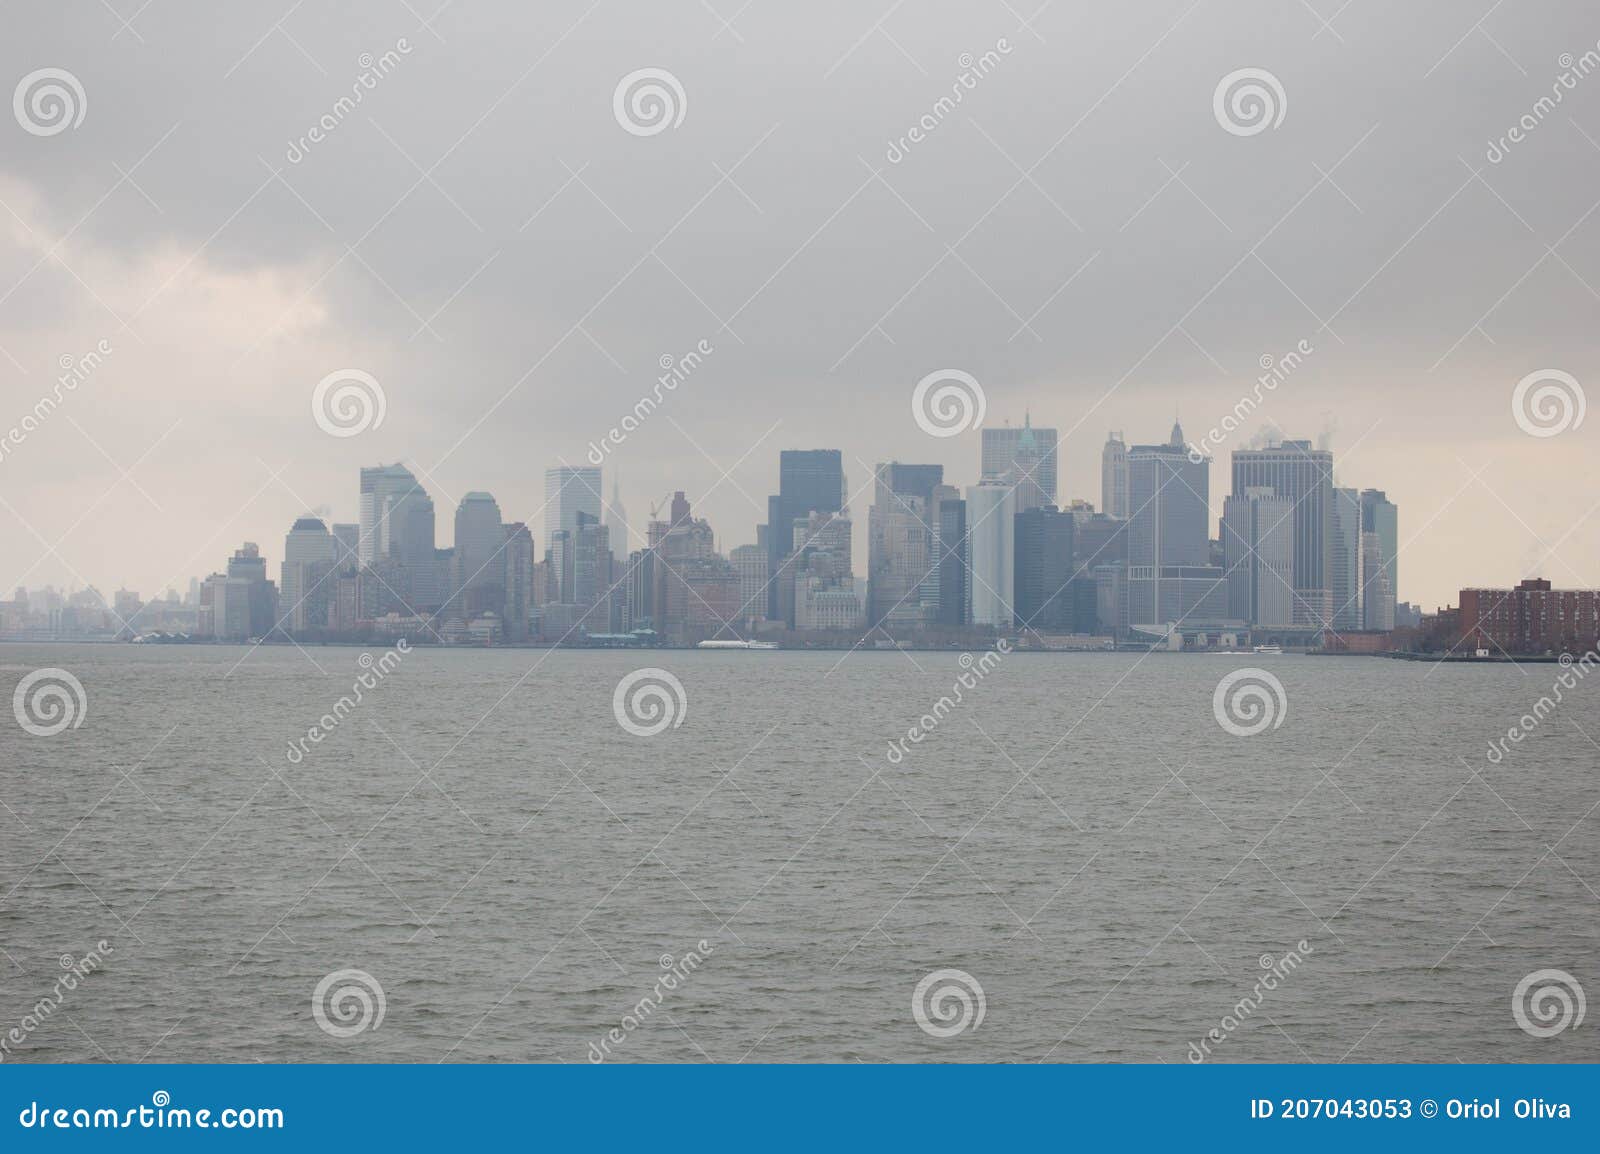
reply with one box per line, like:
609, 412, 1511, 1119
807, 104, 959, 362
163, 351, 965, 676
1013, 505, 1075, 630
452, 491, 505, 618
1222, 488, 1295, 627
544, 466, 603, 549
605, 474, 630, 555
982, 416, 1058, 506
281, 517, 338, 634
1125, 422, 1217, 627
359, 464, 435, 566
1230, 440, 1335, 627
766, 450, 844, 624
1359, 489, 1398, 629
867, 462, 942, 627
1331, 487, 1363, 631
503, 522, 535, 640
226, 542, 278, 638
965, 479, 1017, 627
1101, 432, 1128, 519
936, 495, 969, 627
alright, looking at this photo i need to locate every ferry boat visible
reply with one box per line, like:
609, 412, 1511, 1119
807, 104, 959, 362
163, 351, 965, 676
1253, 644, 1283, 654
696, 639, 779, 650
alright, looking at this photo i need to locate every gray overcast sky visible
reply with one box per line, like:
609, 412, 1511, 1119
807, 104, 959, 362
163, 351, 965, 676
2, 0, 1598, 610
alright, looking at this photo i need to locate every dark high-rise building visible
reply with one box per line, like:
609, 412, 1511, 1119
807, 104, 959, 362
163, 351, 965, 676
936, 496, 968, 627
1013, 506, 1075, 631
767, 449, 844, 623
226, 542, 278, 638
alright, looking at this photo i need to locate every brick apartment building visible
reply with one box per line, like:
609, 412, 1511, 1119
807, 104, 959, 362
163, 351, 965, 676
1458, 578, 1600, 655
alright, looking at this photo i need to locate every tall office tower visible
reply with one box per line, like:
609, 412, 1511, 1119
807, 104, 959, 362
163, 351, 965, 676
1222, 488, 1295, 627
331, 523, 361, 574
1101, 432, 1129, 518
1331, 487, 1364, 630
1359, 489, 1398, 627
1230, 440, 1335, 626
452, 492, 505, 618
965, 479, 1017, 627
605, 475, 630, 555
1013, 505, 1075, 631
766, 450, 844, 623
226, 542, 278, 637
359, 464, 436, 566
566, 512, 613, 608
654, 493, 740, 642
544, 465, 603, 549
866, 462, 943, 627
1125, 424, 1210, 625
982, 415, 1059, 506
1361, 532, 1394, 630
199, 572, 254, 641
1127, 424, 1209, 567
730, 544, 769, 626
281, 517, 338, 634
503, 522, 535, 640
936, 495, 969, 627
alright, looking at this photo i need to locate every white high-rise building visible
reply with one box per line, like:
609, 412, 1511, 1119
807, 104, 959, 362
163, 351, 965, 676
544, 466, 602, 548
281, 517, 338, 634
1101, 432, 1128, 519
965, 479, 1017, 627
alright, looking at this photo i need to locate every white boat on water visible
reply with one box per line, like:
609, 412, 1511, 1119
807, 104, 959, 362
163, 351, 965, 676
1253, 644, 1283, 654
696, 639, 779, 650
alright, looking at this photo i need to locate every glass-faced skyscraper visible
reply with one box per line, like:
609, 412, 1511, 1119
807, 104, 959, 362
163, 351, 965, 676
767, 449, 843, 623
544, 466, 603, 549
359, 463, 435, 567
982, 415, 1058, 508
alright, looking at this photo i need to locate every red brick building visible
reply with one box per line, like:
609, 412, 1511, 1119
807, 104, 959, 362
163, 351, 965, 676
1458, 578, 1600, 655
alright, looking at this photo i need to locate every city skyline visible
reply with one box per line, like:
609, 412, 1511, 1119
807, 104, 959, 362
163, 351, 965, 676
4, 4, 1599, 613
